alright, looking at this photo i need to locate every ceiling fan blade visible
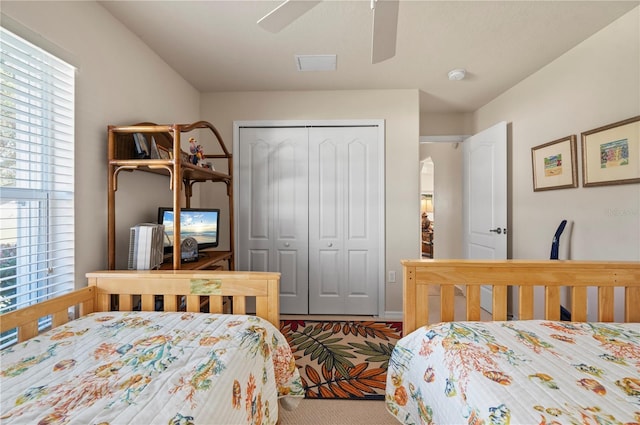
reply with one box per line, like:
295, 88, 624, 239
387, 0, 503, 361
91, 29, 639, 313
258, 0, 322, 33
371, 0, 399, 64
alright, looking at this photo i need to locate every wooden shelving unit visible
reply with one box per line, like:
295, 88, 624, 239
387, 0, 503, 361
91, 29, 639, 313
107, 121, 234, 271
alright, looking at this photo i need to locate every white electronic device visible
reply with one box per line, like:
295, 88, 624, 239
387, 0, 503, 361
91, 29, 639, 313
128, 223, 164, 270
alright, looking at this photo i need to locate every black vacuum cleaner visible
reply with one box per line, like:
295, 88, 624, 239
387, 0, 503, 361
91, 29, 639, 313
551, 219, 572, 321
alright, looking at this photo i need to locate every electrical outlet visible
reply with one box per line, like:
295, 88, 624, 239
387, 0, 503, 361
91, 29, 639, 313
388, 271, 396, 283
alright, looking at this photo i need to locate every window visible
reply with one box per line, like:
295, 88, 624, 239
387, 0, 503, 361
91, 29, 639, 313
0, 27, 75, 347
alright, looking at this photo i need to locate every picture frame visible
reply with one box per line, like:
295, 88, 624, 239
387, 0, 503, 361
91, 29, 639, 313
581, 116, 640, 187
531, 135, 578, 191
149, 136, 161, 159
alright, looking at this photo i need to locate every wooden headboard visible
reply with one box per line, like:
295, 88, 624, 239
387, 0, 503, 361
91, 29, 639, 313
402, 259, 640, 335
1, 270, 281, 343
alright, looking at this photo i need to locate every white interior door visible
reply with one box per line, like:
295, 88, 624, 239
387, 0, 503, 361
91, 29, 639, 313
238, 127, 309, 314
308, 127, 380, 315
462, 121, 508, 313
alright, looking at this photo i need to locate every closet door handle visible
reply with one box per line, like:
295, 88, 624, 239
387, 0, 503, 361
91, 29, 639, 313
327, 243, 333, 247
284, 242, 290, 247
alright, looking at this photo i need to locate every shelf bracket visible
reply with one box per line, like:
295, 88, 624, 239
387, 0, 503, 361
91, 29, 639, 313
185, 180, 196, 201
112, 165, 139, 191
148, 165, 174, 190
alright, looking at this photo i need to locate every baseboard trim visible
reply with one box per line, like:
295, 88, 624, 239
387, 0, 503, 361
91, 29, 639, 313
381, 311, 402, 320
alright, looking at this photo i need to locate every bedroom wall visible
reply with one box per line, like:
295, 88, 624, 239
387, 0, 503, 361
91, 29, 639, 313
419, 111, 472, 136
2, 2, 201, 283
199, 90, 420, 315
472, 7, 640, 320
473, 6, 639, 262
417, 7, 639, 267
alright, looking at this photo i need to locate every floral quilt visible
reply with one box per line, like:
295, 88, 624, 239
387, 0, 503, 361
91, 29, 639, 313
1, 311, 304, 424
385, 320, 640, 424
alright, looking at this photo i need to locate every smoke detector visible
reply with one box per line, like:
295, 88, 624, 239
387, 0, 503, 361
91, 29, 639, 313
448, 68, 466, 81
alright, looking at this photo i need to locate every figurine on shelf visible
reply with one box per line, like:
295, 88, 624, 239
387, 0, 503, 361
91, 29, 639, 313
189, 137, 198, 165
188, 137, 205, 166
196, 145, 205, 164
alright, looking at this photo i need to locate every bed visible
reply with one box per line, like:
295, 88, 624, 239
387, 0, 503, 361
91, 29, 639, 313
386, 260, 640, 424
1, 270, 304, 424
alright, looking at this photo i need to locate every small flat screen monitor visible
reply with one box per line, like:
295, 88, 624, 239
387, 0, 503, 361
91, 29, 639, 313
158, 207, 220, 253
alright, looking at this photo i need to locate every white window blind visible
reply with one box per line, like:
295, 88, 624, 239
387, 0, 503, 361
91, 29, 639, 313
0, 27, 75, 347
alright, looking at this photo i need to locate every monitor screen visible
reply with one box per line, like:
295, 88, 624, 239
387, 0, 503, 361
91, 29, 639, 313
158, 207, 220, 253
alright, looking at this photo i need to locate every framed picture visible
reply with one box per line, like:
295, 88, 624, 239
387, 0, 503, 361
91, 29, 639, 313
157, 144, 172, 160
531, 135, 578, 191
581, 116, 640, 187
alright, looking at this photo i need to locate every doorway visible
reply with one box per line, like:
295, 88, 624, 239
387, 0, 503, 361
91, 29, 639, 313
420, 158, 434, 258
418, 139, 465, 259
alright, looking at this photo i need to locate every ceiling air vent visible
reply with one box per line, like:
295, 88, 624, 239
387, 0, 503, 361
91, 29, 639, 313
295, 54, 337, 71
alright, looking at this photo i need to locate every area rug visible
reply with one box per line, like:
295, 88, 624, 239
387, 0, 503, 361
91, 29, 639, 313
280, 320, 402, 400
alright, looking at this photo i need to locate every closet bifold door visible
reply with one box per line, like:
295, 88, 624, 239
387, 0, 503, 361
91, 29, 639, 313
308, 126, 380, 315
238, 127, 309, 314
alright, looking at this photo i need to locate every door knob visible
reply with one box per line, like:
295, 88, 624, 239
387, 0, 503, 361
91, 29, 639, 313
328, 243, 333, 247
489, 228, 502, 234
284, 242, 290, 247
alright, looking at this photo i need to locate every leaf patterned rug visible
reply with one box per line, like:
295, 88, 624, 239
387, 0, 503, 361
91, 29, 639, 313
280, 320, 403, 400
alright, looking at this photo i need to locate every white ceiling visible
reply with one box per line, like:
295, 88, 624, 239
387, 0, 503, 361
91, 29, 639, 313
100, 0, 639, 113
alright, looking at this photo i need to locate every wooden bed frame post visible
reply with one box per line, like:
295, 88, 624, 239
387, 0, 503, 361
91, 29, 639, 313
403, 265, 417, 335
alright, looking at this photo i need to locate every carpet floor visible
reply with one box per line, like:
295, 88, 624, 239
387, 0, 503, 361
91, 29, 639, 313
280, 320, 402, 400
279, 398, 398, 424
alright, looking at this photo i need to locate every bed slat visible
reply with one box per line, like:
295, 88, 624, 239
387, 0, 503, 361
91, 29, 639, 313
233, 296, 247, 315
164, 295, 178, 312
18, 322, 39, 342
186, 295, 200, 312
208, 296, 224, 314
141, 294, 154, 311
119, 295, 133, 311
545, 286, 560, 321
598, 286, 614, 322
571, 286, 588, 322
52, 310, 70, 328
466, 286, 481, 321
441, 285, 455, 322
518, 286, 534, 319
492, 285, 508, 320
627, 287, 640, 322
